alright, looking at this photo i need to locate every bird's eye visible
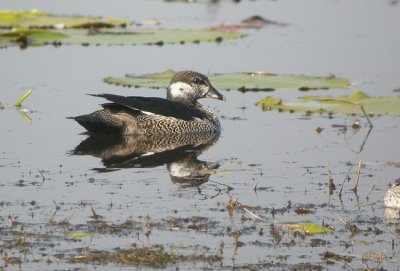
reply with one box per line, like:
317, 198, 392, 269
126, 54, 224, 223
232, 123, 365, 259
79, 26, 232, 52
193, 77, 203, 84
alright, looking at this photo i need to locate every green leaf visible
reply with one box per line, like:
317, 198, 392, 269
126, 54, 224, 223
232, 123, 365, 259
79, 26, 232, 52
286, 223, 334, 235
256, 90, 400, 115
71, 232, 91, 238
15, 88, 32, 107
0, 10, 129, 28
105, 70, 175, 88
0, 28, 68, 47
104, 70, 349, 91
0, 10, 244, 48
61, 28, 242, 45
0, 28, 244, 48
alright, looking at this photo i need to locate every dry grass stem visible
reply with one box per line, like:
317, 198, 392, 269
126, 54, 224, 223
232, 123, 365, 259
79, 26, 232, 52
354, 160, 362, 191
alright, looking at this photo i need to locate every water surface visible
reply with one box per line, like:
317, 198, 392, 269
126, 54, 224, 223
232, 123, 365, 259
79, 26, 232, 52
1, 0, 399, 270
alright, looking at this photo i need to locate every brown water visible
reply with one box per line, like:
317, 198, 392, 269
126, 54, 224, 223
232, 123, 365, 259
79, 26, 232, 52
1, 0, 399, 270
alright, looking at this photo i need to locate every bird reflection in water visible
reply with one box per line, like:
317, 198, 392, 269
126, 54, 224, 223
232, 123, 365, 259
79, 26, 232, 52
72, 133, 231, 199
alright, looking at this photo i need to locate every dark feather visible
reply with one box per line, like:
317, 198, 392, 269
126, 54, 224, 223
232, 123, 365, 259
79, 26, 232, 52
90, 94, 206, 121
73, 114, 124, 134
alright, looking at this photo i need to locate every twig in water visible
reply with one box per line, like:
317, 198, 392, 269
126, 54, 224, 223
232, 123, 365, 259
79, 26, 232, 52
336, 213, 360, 235
228, 197, 268, 222
242, 207, 268, 222
198, 183, 222, 200
90, 205, 98, 220
327, 167, 336, 201
366, 185, 376, 200
209, 180, 234, 192
353, 160, 362, 192
52, 200, 60, 216
37, 168, 45, 182
37, 168, 46, 190
355, 125, 373, 154
359, 104, 373, 127
339, 164, 355, 204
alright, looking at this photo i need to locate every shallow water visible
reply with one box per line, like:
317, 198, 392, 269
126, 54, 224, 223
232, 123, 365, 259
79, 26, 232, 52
1, 0, 400, 270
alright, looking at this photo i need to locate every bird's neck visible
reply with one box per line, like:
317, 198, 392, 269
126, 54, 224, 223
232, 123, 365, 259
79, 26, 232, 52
196, 103, 220, 128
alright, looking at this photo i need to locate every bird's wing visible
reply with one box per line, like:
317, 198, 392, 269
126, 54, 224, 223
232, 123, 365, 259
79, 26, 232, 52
91, 94, 205, 121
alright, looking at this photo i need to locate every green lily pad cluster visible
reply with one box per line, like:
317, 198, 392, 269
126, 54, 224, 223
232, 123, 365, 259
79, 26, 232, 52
0, 10, 129, 29
104, 70, 350, 91
0, 10, 244, 48
256, 90, 400, 115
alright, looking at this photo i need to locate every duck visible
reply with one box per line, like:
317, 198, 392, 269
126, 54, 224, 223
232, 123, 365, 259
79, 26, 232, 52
384, 179, 400, 209
71, 71, 225, 135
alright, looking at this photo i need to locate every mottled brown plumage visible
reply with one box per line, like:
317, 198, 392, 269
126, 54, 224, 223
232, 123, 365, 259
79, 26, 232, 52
384, 179, 400, 209
71, 71, 224, 135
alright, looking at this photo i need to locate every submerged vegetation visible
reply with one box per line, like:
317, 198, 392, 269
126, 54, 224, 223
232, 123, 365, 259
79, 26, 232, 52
1, 214, 223, 268
1, 190, 397, 270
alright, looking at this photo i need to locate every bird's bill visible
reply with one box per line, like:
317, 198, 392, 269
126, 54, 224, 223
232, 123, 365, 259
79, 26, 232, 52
206, 85, 225, 101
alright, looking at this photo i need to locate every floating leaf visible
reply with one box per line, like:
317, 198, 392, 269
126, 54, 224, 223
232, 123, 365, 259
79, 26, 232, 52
105, 70, 175, 88
286, 223, 334, 235
0, 10, 244, 48
71, 232, 91, 238
256, 90, 400, 115
0, 28, 67, 47
0, 27, 244, 48
61, 28, 242, 45
104, 70, 349, 91
0, 10, 129, 29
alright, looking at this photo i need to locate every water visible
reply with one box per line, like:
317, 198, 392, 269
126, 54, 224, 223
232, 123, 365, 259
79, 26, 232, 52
1, 0, 399, 270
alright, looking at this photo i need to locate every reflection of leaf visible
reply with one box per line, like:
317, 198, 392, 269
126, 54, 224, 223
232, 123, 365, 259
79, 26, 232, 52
286, 223, 334, 235
256, 90, 400, 115
18, 110, 32, 125
104, 70, 349, 91
0, 10, 129, 28
0, 28, 244, 48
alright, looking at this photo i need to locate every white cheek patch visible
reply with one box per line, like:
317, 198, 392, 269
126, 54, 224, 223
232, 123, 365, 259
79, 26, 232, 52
169, 82, 192, 98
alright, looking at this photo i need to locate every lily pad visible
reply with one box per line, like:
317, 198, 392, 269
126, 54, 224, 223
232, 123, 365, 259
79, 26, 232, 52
0, 10, 244, 48
0, 28, 68, 47
286, 223, 334, 235
256, 90, 400, 115
0, 10, 129, 29
0, 27, 244, 48
104, 70, 350, 91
